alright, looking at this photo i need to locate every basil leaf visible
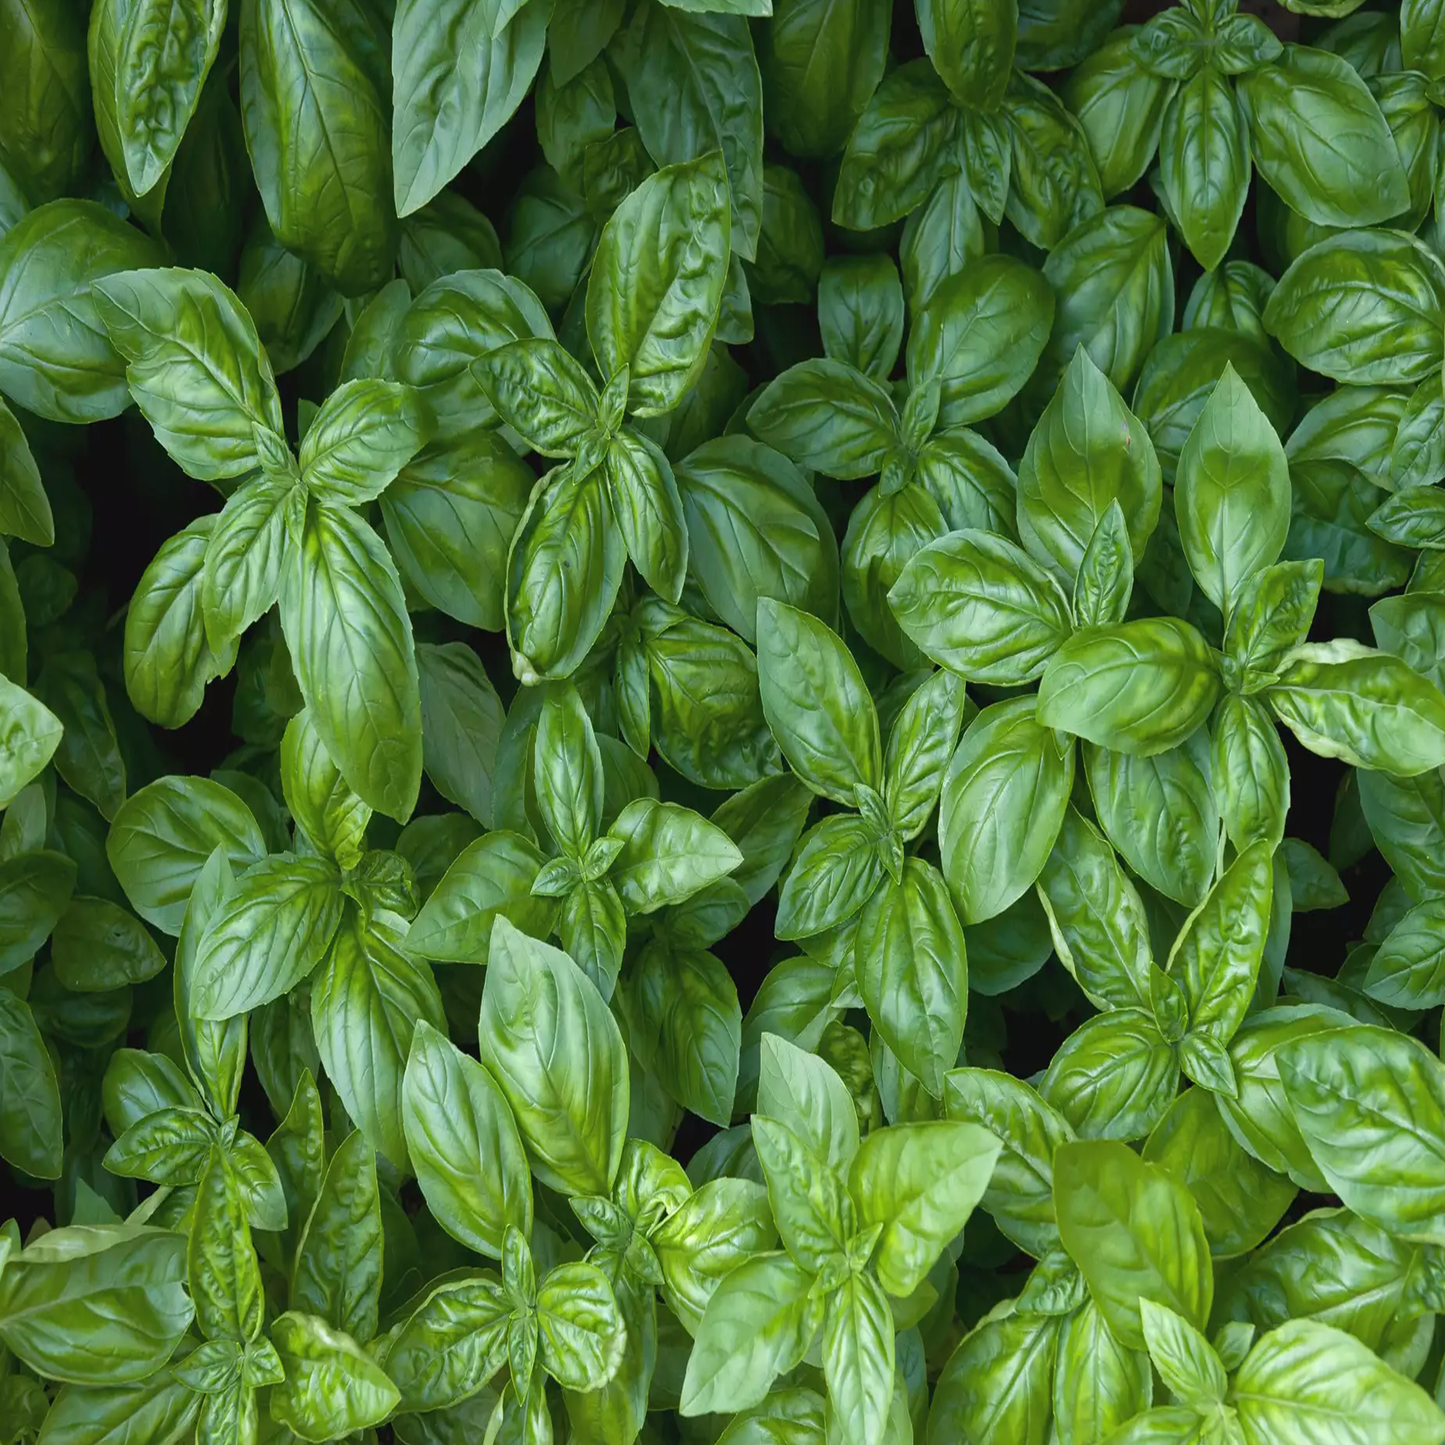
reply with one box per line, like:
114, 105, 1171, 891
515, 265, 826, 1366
392, 0, 549, 217
0, 202, 164, 423
1053, 1138, 1213, 1350
1038, 618, 1221, 757
940, 697, 1074, 926
279, 502, 423, 822
757, 600, 880, 804
1237, 45, 1411, 228
478, 918, 628, 1196
1278, 1023, 1445, 1244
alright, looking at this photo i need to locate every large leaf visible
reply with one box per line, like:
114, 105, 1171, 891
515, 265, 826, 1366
392, 0, 550, 216
279, 502, 423, 822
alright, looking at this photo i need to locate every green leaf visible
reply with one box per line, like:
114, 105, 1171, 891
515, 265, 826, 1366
0, 848, 75, 975
33, 652, 126, 822
1135, 336, 1293, 494
0, 676, 62, 810
382, 430, 532, 633
1160, 65, 1248, 272
887, 530, 1073, 686
1143, 1086, 1296, 1258
1266, 640, 1445, 776
190, 854, 343, 1020
1226, 559, 1324, 688
281, 709, 371, 870
821, 1269, 892, 1445
534, 683, 604, 859
1063, 31, 1172, 200
1037, 618, 1221, 756
758, 0, 889, 159
1138, 1298, 1224, 1408
105, 1102, 212, 1187
0, 399, 52, 546
1233, 1318, 1445, 1445
115, 0, 225, 195
757, 1032, 859, 1173
1170, 841, 1274, 1046
1003, 73, 1105, 250
940, 697, 1074, 926
405, 830, 551, 961
290, 1127, 382, 1342
1214, 1005, 1342, 1191
757, 600, 880, 804
916, 0, 1014, 109
310, 911, 445, 1169
93, 267, 284, 482
856, 859, 967, 1099
1041, 1009, 1178, 1143
1037, 804, 1152, 1012
508, 462, 627, 685
751, 1115, 852, 1274
471, 337, 598, 459
587, 152, 731, 417
818, 254, 904, 382
1053, 1138, 1213, 1350
1073, 500, 1135, 629
417, 642, 504, 829
1214, 695, 1290, 859
1174, 363, 1291, 614
201, 472, 296, 656
1363, 897, 1445, 1009
536, 1258, 626, 1390
679, 1252, 823, 1417
392, 0, 548, 216
905, 255, 1054, 429
1358, 766, 1445, 902
106, 775, 265, 936
944, 1068, 1075, 1258
479, 918, 628, 1195
747, 358, 899, 482
1053, 1297, 1153, 1445
1286, 459, 1413, 598
51, 895, 165, 992
279, 502, 423, 822
402, 1019, 532, 1258
0, 1226, 194, 1384
268, 1311, 401, 1442
188, 1146, 263, 1343
833, 61, 956, 231
298, 379, 429, 503
674, 434, 839, 644
381, 1274, 510, 1414
0, 990, 61, 1178
629, 936, 741, 1126
882, 668, 967, 840
241, 0, 397, 293
1237, 45, 1411, 228
1280, 836, 1348, 913
1039, 205, 1173, 400
927, 1302, 1060, 1445
849, 1120, 999, 1297
607, 798, 742, 913
604, 427, 690, 603
1371, 488, 1445, 552
1017, 345, 1163, 584
36, 1369, 199, 1445
620, 5, 763, 260
1278, 1023, 1445, 1244
1262, 229, 1445, 385
0, 201, 165, 423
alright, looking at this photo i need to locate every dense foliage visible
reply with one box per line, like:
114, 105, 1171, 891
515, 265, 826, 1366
10, 0, 1445, 1443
